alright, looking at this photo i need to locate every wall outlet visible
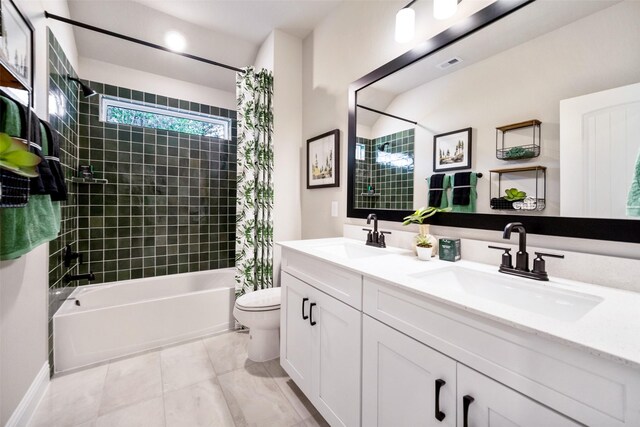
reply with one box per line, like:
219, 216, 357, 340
331, 201, 338, 217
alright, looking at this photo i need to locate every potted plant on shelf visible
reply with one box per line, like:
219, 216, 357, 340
415, 234, 434, 260
403, 206, 451, 257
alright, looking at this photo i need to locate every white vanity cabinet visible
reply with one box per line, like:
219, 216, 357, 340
456, 364, 578, 427
362, 315, 457, 427
363, 277, 640, 427
279, 242, 640, 427
363, 316, 577, 427
280, 251, 362, 427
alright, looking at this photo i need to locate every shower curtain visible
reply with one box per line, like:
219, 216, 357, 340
235, 67, 274, 297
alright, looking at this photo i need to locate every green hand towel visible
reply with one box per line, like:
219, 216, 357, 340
426, 175, 451, 209
0, 195, 60, 260
451, 173, 478, 213
627, 150, 640, 217
0, 95, 22, 136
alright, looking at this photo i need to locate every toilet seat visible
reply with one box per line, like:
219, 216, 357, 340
235, 287, 281, 312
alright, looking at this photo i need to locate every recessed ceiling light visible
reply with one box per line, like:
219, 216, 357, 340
165, 31, 186, 52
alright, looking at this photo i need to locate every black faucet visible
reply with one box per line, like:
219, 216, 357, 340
503, 222, 529, 271
63, 244, 85, 267
64, 272, 96, 284
489, 222, 564, 281
363, 213, 391, 248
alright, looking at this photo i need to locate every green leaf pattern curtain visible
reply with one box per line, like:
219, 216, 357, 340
235, 67, 274, 297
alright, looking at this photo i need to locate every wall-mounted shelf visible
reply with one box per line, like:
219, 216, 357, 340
489, 165, 546, 211
360, 192, 381, 197
70, 177, 109, 184
496, 119, 541, 160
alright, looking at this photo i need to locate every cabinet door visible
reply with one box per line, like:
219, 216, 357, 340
362, 315, 457, 427
281, 272, 313, 395
457, 364, 580, 427
310, 284, 362, 427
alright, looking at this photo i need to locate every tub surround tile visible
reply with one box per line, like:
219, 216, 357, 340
99, 352, 163, 414
218, 363, 301, 427
160, 340, 216, 393
95, 397, 165, 427
75, 84, 237, 287
163, 378, 234, 427
203, 330, 254, 375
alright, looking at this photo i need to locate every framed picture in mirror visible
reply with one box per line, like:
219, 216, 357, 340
433, 127, 471, 172
307, 129, 340, 189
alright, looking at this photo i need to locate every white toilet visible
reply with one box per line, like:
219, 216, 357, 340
233, 287, 281, 362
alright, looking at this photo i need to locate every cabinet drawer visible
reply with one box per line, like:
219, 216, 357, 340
282, 249, 362, 309
363, 277, 640, 426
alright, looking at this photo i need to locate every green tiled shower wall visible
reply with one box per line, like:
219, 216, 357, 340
355, 129, 414, 210
47, 29, 81, 370
75, 84, 237, 284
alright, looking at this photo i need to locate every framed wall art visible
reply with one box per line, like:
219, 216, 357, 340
433, 127, 472, 172
0, 0, 33, 90
307, 129, 340, 189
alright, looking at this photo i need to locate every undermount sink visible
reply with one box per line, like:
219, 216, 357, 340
313, 241, 392, 259
409, 267, 603, 321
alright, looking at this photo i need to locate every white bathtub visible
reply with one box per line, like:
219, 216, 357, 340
53, 268, 236, 373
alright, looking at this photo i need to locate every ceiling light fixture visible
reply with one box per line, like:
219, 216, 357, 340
395, 0, 460, 43
164, 30, 186, 52
395, 4, 416, 43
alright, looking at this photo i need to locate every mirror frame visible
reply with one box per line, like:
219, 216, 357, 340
347, 0, 640, 243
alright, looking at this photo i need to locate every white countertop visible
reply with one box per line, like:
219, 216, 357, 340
278, 237, 640, 370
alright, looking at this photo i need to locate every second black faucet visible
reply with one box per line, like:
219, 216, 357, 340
490, 222, 564, 281
363, 213, 391, 248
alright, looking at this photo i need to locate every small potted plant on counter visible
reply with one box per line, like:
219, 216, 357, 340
402, 206, 451, 257
415, 234, 433, 261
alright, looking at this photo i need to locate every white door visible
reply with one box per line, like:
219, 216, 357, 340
362, 315, 457, 427
280, 272, 313, 395
457, 364, 579, 427
560, 82, 640, 218
310, 285, 362, 427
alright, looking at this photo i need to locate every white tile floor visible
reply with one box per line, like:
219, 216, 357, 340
29, 330, 329, 427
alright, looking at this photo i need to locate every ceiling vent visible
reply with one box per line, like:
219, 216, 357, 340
437, 56, 463, 70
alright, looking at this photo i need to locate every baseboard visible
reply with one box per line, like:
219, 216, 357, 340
5, 362, 50, 427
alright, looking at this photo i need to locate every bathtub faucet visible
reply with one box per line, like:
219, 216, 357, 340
64, 272, 95, 284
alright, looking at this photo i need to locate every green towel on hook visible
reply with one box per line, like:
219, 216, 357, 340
40, 121, 61, 225
451, 172, 478, 213
0, 98, 61, 260
426, 175, 451, 208
627, 150, 640, 217
0, 95, 22, 137
0, 195, 60, 260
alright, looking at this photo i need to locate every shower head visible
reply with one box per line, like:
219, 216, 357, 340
66, 75, 98, 98
379, 142, 390, 152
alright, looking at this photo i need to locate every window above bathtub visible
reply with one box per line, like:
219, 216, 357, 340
99, 96, 231, 139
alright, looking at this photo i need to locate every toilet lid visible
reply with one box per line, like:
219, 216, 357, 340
236, 287, 281, 310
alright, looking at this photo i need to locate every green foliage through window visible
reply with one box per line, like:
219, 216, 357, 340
104, 104, 228, 139
100, 96, 231, 139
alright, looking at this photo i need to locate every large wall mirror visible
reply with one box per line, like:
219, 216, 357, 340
347, 0, 640, 243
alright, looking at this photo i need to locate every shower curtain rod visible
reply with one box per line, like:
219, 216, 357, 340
44, 11, 244, 73
356, 104, 417, 125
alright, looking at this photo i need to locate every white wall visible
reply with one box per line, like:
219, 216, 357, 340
0, 2, 78, 424
367, 0, 640, 217
255, 30, 303, 286
301, 0, 640, 260
301, 0, 492, 239
79, 57, 236, 110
